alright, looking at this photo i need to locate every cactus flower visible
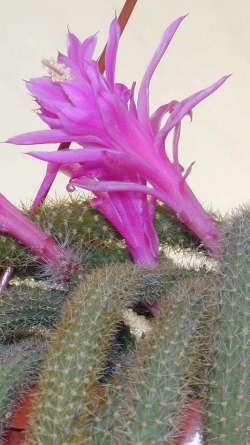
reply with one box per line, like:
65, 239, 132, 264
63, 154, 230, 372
9, 16, 230, 258
0, 193, 76, 279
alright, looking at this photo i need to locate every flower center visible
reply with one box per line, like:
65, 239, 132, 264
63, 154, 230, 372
42, 58, 73, 82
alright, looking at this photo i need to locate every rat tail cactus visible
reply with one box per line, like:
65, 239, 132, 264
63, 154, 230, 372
23, 262, 177, 445
86, 274, 217, 445
205, 205, 250, 444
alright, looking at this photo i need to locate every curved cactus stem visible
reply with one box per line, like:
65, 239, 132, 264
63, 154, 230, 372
205, 205, 250, 444
87, 275, 217, 444
0, 339, 46, 439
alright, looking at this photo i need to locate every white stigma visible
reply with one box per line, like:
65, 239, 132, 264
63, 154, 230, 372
42, 58, 73, 82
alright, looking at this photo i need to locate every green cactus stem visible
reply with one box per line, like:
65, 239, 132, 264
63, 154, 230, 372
87, 275, 217, 445
205, 205, 250, 444
0, 339, 46, 438
0, 285, 67, 343
24, 263, 153, 445
0, 197, 218, 277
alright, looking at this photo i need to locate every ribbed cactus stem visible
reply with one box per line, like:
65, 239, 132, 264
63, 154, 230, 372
0, 285, 67, 343
87, 276, 216, 444
24, 263, 151, 445
0, 197, 215, 277
0, 339, 46, 438
205, 205, 250, 444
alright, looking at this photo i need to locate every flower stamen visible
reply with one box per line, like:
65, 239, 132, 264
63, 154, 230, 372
42, 58, 73, 82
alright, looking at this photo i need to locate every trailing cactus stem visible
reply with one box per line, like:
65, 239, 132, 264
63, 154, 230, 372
0, 339, 46, 438
206, 205, 250, 444
0, 285, 67, 343
24, 263, 159, 445
0, 197, 217, 277
87, 276, 216, 445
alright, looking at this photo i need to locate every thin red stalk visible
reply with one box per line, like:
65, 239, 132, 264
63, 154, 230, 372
98, 0, 138, 73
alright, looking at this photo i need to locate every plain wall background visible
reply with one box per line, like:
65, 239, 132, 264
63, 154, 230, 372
0, 0, 249, 214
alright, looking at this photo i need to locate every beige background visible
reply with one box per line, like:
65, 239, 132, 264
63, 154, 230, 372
0, 0, 249, 214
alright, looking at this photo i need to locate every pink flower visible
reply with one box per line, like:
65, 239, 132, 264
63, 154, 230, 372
0, 193, 76, 279
9, 16, 230, 260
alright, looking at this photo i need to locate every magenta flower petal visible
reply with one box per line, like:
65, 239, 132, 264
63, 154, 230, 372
28, 148, 119, 164
8, 130, 105, 147
57, 102, 102, 130
92, 192, 159, 267
8, 129, 71, 145
67, 31, 81, 62
61, 82, 96, 109
39, 113, 61, 129
70, 176, 159, 197
32, 162, 60, 211
151, 101, 179, 134
137, 15, 186, 133
157, 74, 231, 146
105, 18, 121, 88
79, 34, 97, 60
172, 122, 182, 168
26, 77, 67, 102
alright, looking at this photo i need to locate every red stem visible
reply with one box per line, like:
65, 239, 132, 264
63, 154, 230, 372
98, 0, 138, 73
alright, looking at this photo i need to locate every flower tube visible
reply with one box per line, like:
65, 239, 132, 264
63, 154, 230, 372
0, 193, 76, 279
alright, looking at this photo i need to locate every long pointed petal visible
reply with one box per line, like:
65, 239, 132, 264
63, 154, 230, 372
67, 31, 81, 62
32, 163, 60, 210
151, 100, 179, 133
71, 176, 160, 197
80, 34, 97, 60
137, 16, 186, 133
157, 74, 231, 147
26, 77, 67, 102
28, 148, 118, 164
8, 129, 71, 145
105, 18, 121, 88
173, 122, 181, 166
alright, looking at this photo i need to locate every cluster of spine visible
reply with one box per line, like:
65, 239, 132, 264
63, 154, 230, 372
205, 205, 250, 444
0, 339, 46, 438
0, 197, 211, 277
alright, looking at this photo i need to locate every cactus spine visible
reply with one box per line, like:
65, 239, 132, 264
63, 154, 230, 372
205, 206, 250, 444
